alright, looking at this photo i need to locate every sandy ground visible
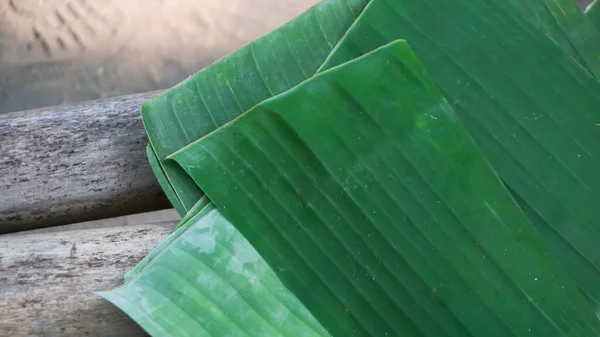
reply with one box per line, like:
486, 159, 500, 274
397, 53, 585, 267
0, 0, 318, 113
0, 0, 594, 231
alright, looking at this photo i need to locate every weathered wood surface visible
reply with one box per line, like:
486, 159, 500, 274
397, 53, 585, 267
0, 92, 171, 234
0, 221, 177, 336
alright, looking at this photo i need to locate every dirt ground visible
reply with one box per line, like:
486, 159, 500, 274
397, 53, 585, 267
0, 0, 318, 114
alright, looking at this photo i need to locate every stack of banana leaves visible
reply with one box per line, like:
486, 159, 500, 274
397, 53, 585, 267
97, 0, 600, 335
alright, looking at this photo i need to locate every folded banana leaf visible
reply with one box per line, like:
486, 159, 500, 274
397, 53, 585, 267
319, 0, 600, 307
146, 144, 186, 216
123, 198, 213, 282
168, 40, 599, 336
142, 0, 371, 213
144, 0, 600, 307
98, 0, 600, 335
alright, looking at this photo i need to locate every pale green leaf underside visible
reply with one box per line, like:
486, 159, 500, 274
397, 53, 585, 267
99, 209, 330, 337
171, 40, 600, 337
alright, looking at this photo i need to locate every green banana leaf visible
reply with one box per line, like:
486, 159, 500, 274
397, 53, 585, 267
146, 144, 185, 216
98, 209, 330, 337
144, 0, 600, 215
178, 196, 211, 229
502, 0, 600, 76
317, 0, 600, 307
587, 0, 600, 31
142, 0, 370, 212
143, 0, 600, 307
169, 40, 600, 336
100, 0, 600, 335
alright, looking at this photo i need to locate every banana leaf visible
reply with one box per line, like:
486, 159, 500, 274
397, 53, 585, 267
178, 196, 211, 229
141, 0, 370, 212
98, 209, 330, 337
123, 198, 214, 282
146, 144, 185, 216
587, 0, 600, 31
169, 40, 600, 336
502, 0, 600, 76
316, 0, 600, 307
143, 0, 600, 214
143, 0, 600, 307
100, 0, 600, 335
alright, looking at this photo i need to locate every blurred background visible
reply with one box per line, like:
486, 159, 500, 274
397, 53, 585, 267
0, 0, 319, 114
0, 0, 594, 114
0, 0, 596, 114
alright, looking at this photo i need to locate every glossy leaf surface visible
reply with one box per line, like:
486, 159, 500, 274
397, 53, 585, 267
171, 41, 600, 337
99, 210, 329, 337
143, 0, 600, 214
141, 0, 370, 212
587, 0, 600, 31
319, 0, 600, 307
146, 144, 185, 216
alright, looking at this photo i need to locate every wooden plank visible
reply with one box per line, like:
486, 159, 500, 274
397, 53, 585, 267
0, 221, 178, 336
0, 91, 171, 234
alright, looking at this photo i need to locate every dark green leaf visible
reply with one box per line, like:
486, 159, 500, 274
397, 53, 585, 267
141, 0, 370, 212
146, 144, 185, 216
171, 40, 600, 337
515, 0, 600, 76
319, 0, 600, 307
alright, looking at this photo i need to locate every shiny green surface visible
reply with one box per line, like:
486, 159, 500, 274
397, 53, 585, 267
142, 0, 370, 212
494, 0, 600, 76
171, 41, 600, 337
102, 0, 600, 335
143, 0, 600, 215
99, 209, 330, 337
533, 0, 600, 76
123, 199, 213, 282
587, 0, 600, 31
320, 0, 600, 307
178, 196, 211, 229
146, 144, 185, 216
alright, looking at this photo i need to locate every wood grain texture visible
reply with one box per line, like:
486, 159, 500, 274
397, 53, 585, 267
0, 221, 177, 336
0, 91, 170, 234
